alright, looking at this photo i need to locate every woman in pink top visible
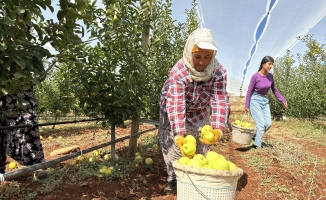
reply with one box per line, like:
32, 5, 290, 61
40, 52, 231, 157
245, 56, 288, 148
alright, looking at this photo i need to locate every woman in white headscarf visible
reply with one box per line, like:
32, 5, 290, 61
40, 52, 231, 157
158, 28, 230, 194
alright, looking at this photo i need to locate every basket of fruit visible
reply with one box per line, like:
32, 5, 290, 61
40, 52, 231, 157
231, 119, 256, 145
173, 151, 243, 200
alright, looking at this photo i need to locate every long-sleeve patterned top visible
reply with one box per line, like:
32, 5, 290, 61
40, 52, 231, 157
160, 58, 230, 136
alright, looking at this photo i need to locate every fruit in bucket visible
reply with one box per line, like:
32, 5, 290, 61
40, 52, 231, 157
228, 161, 237, 170
178, 157, 190, 165
205, 151, 220, 163
234, 120, 241, 125
211, 157, 230, 170
193, 154, 207, 166
187, 158, 203, 167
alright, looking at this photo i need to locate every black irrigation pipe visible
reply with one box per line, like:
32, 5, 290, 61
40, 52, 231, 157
0, 118, 106, 130
0, 118, 158, 130
0, 126, 158, 182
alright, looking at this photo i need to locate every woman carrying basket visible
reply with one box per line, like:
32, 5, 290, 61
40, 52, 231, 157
158, 28, 230, 194
245, 56, 288, 148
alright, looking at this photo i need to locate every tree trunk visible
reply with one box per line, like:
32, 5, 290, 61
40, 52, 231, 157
127, 0, 152, 158
127, 115, 140, 158
110, 124, 116, 162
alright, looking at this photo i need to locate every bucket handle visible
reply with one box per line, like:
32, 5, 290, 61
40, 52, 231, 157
182, 167, 211, 200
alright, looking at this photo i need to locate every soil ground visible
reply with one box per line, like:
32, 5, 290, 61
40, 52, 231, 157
1, 97, 326, 200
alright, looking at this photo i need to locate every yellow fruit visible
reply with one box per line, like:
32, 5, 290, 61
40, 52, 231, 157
182, 142, 196, 156
78, 155, 85, 162
178, 157, 190, 165
228, 161, 237, 170
103, 154, 110, 160
58, 136, 62, 139
205, 151, 220, 163
184, 135, 197, 144
93, 150, 99, 157
104, 168, 113, 175
134, 156, 142, 164
99, 166, 108, 173
193, 154, 207, 165
187, 158, 203, 168
71, 160, 78, 166
234, 120, 241, 125
40, 136, 43, 139
9, 162, 18, 169
211, 157, 229, 170
202, 165, 213, 169
145, 158, 153, 165
202, 131, 214, 142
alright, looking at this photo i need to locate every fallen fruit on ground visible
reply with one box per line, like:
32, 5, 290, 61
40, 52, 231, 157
9, 162, 18, 169
145, 158, 153, 165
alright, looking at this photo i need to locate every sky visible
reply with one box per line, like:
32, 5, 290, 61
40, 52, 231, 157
41, 0, 326, 94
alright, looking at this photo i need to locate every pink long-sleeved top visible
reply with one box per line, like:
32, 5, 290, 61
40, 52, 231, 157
160, 58, 230, 136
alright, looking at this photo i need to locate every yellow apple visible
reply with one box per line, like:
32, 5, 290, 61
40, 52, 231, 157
135, 152, 141, 157
134, 156, 142, 164
234, 120, 241, 125
193, 154, 207, 165
187, 158, 203, 168
40, 136, 43, 139
178, 157, 190, 165
182, 142, 196, 156
89, 157, 95, 163
99, 166, 108, 173
71, 160, 78, 166
93, 150, 99, 157
202, 131, 214, 142
58, 136, 62, 139
78, 155, 85, 162
202, 165, 213, 169
205, 151, 220, 163
211, 157, 229, 170
228, 161, 237, 170
184, 135, 197, 144
48, 136, 53, 140
145, 158, 153, 165
104, 168, 113, 175
103, 154, 110, 160
8, 162, 18, 169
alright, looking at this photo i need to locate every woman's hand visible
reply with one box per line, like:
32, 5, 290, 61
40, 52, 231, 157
245, 108, 250, 113
283, 102, 288, 108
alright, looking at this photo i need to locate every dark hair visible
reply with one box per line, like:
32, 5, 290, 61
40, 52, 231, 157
258, 56, 274, 71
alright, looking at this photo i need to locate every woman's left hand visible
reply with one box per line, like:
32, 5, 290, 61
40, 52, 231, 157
283, 102, 288, 108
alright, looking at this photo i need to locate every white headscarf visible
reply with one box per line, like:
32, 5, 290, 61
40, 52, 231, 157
183, 28, 218, 82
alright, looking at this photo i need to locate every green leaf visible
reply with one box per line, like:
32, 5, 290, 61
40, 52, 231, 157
4, 16, 16, 25
0, 75, 8, 85
13, 57, 26, 68
15, 6, 25, 14
23, 83, 32, 91
33, 24, 43, 41
57, 10, 67, 22
76, 0, 87, 10
59, 0, 68, 9
14, 72, 25, 78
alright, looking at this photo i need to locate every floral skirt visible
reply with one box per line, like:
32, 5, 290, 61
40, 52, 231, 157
0, 90, 45, 173
158, 110, 210, 182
